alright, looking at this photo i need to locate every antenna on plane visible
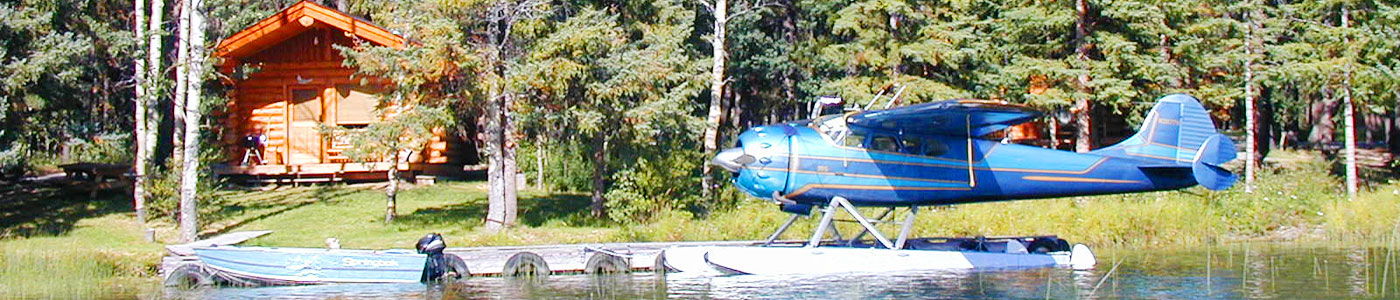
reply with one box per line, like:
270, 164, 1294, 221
882, 85, 907, 109
862, 88, 888, 111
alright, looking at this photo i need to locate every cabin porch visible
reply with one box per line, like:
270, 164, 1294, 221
212, 162, 473, 183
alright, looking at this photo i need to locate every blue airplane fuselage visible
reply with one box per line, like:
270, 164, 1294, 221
728, 121, 1199, 207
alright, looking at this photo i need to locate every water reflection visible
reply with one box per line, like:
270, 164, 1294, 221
162, 244, 1400, 299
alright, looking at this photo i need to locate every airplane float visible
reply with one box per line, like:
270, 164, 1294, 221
659, 93, 1238, 275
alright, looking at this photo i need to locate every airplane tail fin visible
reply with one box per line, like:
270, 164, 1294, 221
1091, 94, 1238, 190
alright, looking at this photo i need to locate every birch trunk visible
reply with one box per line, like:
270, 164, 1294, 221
536, 134, 545, 190
1244, 9, 1258, 192
1341, 5, 1358, 198
132, 0, 148, 223
386, 151, 398, 223
1073, 0, 1093, 153
590, 133, 607, 218
178, 0, 206, 243
485, 90, 505, 231
700, 0, 728, 198
173, 0, 190, 164
502, 93, 518, 225
139, 0, 165, 222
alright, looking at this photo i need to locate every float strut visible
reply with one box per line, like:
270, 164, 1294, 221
806, 198, 840, 248
849, 207, 895, 245
764, 214, 802, 246
833, 197, 894, 249
894, 206, 918, 250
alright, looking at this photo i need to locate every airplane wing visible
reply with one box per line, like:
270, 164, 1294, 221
846, 99, 1042, 137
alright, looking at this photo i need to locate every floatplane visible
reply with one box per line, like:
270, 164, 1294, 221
659, 92, 1238, 275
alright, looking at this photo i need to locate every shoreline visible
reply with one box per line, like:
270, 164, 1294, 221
2, 151, 1398, 298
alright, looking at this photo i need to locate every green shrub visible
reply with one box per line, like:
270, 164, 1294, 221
604, 147, 705, 224
0, 142, 28, 179
143, 148, 231, 226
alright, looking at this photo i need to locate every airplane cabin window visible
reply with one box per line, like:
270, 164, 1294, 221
901, 137, 922, 154
872, 135, 899, 152
923, 138, 950, 157
844, 132, 866, 148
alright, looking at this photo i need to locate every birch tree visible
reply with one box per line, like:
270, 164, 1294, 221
476, 0, 545, 230
131, 0, 148, 223
1340, 3, 1357, 198
178, 0, 206, 243
173, 0, 189, 165
1243, 2, 1264, 192
699, 0, 775, 198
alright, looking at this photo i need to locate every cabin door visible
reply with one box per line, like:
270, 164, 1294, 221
287, 88, 325, 165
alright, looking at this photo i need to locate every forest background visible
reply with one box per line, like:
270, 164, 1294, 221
2, 0, 1400, 241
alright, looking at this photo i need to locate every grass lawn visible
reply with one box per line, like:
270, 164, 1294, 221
0, 180, 164, 299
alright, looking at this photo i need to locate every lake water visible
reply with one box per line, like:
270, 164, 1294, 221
162, 243, 1400, 299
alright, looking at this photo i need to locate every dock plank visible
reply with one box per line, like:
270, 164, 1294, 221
165, 230, 274, 256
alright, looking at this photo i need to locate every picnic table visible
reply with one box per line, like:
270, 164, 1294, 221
58, 163, 132, 181
58, 163, 133, 197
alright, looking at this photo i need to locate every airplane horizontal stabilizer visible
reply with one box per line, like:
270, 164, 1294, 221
1192, 134, 1238, 191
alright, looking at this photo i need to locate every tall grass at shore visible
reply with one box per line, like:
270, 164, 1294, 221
0, 214, 163, 299
1325, 186, 1400, 240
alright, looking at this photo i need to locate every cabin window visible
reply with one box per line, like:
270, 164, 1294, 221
336, 85, 379, 125
871, 135, 899, 152
291, 89, 322, 122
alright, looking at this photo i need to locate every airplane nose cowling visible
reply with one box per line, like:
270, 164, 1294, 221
712, 147, 752, 173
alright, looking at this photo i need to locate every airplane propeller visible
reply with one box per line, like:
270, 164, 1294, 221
711, 147, 752, 173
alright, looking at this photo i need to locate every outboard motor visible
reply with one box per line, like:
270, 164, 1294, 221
416, 233, 448, 282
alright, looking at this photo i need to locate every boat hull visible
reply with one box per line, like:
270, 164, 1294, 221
661, 245, 1088, 275
193, 246, 427, 284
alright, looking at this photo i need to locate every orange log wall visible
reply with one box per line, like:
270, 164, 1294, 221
220, 26, 468, 169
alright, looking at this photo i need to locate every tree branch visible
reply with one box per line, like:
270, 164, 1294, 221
695, 0, 714, 13
726, 0, 781, 22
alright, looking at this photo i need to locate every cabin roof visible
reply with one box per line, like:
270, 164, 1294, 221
214, 0, 404, 62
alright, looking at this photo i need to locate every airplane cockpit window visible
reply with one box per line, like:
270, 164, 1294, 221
871, 135, 899, 152
844, 130, 866, 148
816, 114, 848, 143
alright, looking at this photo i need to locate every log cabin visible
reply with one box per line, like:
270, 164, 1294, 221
211, 1, 474, 182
